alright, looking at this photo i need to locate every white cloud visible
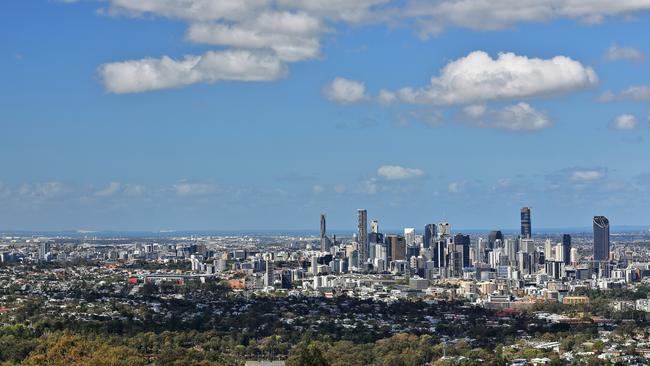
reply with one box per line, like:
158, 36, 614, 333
463, 102, 552, 131
87, 0, 649, 94
604, 44, 645, 62
186, 11, 325, 62
123, 184, 146, 196
611, 114, 638, 129
174, 181, 219, 196
277, 0, 390, 23
107, 0, 270, 21
620, 85, 650, 101
569, 169, 606, 182
312, 184, 324, 194
333, 184, 346, 193
94, 182, 121, 197
463, 104, 486, 117
378, 89, 397, 104
322, 77, 368, 104
448, 181, 463, 193
377, 165, 424, 180
390, 51, 597, 105
598, 85, 650, 102
18, 182, 66, 198
360, 177, 379, 194
99, 50, 287, 94
406, 0, 650, 32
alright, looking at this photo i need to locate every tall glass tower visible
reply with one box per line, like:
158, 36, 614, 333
520, 207, 532, 238
357, 209, 368, 267
562, 234, 571, 265
593, 216, 610, 261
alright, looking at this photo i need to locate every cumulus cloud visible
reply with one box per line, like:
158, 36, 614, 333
611, 114, 638, 130
377, 165, 424, 180
322, 77, 368, 104
18, 182, 67, 198
87, 0, 650, 93
598, 86, 650, 103
567, 168, 607, 182
388, 51, 597, 105
448, 181, 464, 193
604, 44, 645, 63
106, 0, 270, 21
406, 0, 650, 33
620, 86, 650, 101
99, 50, 287, 94
94, 182, 122, 197
277, 0, 391, 23
173, 181, 219, 196
186, 11, 326, 62
463, 102, 552, 131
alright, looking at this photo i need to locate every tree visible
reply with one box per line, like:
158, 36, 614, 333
286, 342, 330, 366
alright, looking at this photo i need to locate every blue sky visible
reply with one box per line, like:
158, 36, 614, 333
1, 0, 650, 232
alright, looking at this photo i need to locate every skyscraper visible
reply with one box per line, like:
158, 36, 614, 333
357, 209, 368, 267
320, 214, 329, 252
454, 234, 471, 268
520, 207, 532, 238
424, 224, 436, 249
562, 234, 571, 265
404, 228, 415, 246
38, 241, 50, 261
593, 216, 610, 261
438, 222, 451, 238
386, 235, 406, 261
488, 230, 504, 250
320, 214, 326, 239
371, 220, 379, 234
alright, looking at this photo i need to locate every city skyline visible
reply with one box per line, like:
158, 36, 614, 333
3, 1, 650, 231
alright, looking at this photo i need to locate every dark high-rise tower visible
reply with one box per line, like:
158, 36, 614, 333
357, 209, 368, 267
454, 234, 471, 268
320, 214, 329, 252
562, 234, 571, 265
320, 214, 326, 239
424, 224, 437, 249
488, 230, 504, 250
593, 216, 610, 261
520, 207, 532, 238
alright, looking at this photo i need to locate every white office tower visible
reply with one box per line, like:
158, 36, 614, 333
505, 239, 518, 263
373, 243, 387, 261
438, 222, 451, 238
404, 228, 415, 246
570, 248, 579, 264
373, 258, 386, 272
544, 239, 554, 261
469, 247, 477, 265
555, 243, 564, 263
520, 238, 535, 254
264, 260, 273, 287
477, 238, 485, 255
371, 220, 379, 234
311, 256, 318, 275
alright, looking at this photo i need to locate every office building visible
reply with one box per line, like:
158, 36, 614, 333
357, 209, 368, 267
404, 228, 415, 246
521, 207, 532, 238
424, 224, 436, 249
488, 230, 503, 250
562, 234, 571, 265
593, 216, 610, 261
386, 235, 406, 261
